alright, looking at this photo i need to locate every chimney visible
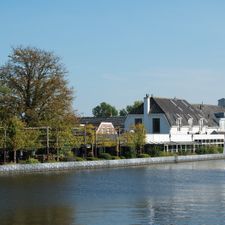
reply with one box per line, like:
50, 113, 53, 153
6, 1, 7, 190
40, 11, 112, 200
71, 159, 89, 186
144, 94, 150, 115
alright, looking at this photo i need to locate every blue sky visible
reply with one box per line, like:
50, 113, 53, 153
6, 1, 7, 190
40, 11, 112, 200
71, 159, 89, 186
1, 0, 225, 116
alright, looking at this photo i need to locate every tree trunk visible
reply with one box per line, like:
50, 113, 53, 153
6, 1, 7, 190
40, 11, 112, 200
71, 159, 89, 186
3, 150, 6, 164
13, 149, 17, 163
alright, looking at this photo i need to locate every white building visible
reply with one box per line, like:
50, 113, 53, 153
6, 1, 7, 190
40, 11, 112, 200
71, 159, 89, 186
125, 95, 225, 152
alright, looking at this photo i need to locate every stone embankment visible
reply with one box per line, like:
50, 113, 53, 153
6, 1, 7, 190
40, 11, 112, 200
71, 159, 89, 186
0, 154, 225, 174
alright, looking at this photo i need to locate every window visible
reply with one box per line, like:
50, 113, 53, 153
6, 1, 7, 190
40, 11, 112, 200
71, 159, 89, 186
152, 118, 160, 133
135, 118, 142, 125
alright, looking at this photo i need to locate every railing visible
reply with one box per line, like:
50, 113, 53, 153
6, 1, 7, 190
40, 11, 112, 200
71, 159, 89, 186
146, 133, 225, 144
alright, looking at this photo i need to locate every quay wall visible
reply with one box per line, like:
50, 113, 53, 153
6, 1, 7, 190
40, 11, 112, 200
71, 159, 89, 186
0, 154, 225, 174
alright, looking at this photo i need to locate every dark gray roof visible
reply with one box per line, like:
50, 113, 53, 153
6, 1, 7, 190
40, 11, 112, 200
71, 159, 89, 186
79, 116, 126, 128
127, 96, 225, 127
151, 97, 204, 126
192, 104, 225, 127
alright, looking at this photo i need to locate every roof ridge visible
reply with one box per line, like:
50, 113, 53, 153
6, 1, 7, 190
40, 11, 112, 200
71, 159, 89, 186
153, 96, 185, 101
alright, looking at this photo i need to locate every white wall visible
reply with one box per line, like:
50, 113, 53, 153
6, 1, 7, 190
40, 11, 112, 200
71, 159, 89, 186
124, 113, 170, 134
124, 114, 144, 130
148, 114, 170, 134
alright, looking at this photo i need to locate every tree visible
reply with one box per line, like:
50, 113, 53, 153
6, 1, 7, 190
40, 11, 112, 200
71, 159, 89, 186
92, 102, 118, 117
121, 123, 146, 155
119, 109, 127, 116
7, 116, 40, 163
0, 46, 75, 126
119, 101, 143, 116
132, 123, 146, 154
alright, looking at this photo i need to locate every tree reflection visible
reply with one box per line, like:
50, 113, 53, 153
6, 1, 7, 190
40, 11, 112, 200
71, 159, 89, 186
1, 206, 74, 225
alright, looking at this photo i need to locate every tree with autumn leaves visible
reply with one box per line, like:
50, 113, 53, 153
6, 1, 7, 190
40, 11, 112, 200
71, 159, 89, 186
0, 46, 75, 126
0, 46, 77, 162
0, 46, 147, 163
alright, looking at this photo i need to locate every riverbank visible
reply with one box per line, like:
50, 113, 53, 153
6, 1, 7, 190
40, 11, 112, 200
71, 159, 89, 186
0, 153, 225, 174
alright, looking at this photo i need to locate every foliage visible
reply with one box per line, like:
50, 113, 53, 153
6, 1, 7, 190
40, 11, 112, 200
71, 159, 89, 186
7, 117, 40, 162
99, 153, 112, 160
144, 145, 162, 157
0, 46, 75, 126
92, 102, 118, 117
159, 151, 176, 157
195, 146, 223, 154
138, 153, 150, 158
121, 124, 146, 155
119, 101, 143, 116
111, 156, 121, 160
121, 146, 137, 159
86, 157, 99, 161
97, 134, 117, 148
126, 124, 146, 154
119, 109, 127, 116
178, 150, 194, 156
25, 157, 39, 164
75, 156, 85, 161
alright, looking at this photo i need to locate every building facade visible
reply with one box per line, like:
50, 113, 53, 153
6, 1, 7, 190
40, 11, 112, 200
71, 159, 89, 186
125, 95, 225, 152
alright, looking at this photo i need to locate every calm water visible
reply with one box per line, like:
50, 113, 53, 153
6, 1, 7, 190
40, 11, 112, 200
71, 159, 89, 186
1, 160, 225, 225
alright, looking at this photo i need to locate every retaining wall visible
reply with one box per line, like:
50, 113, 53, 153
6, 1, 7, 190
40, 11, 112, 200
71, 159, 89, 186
0, 154, 225, 174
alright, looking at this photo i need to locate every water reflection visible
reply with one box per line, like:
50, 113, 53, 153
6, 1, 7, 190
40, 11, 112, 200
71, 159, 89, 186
1, 206, 74, 225
0, 160, 225, 225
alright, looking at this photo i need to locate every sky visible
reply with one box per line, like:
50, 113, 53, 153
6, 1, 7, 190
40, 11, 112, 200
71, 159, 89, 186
1, 0, 225, 116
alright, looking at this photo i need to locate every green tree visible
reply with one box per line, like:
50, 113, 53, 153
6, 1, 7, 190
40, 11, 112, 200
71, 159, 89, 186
121, 124, 146, 155
119, 101, 143, 116
92, 102, 118, 117
49, 113, 80, 160
0, 46, 75, 126
7, 116, 40, 163
119, 109, 127, 116
132, 123, 146, 154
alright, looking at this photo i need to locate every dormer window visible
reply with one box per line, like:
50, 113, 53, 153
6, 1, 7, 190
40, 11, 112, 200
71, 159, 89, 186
188, 117, 193, 131
176, 117, 182, 131
199, 118, 204, 131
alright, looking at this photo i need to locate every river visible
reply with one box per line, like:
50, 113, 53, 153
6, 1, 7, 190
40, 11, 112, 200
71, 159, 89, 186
0, 160, 225, 225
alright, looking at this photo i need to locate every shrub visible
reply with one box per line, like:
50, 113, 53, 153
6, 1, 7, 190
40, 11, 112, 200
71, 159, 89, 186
138, 153, 150, 158
86, 157, 99, 161
111, 156, 121, 160
196, 146, 223, 155
121, 147, 136, 159
144, 145, 162, 157
26, 158, 39, 164
159, 151, 175, 157
178, 150, 194, 156
99, 153, 112, 160
75, 157, 85, 161
65, 151, 74, 158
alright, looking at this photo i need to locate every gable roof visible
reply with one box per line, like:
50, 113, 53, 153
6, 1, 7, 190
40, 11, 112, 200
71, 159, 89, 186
151, 97, 204, 126
79, 116, 126, 128
192, 104, 225, 127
